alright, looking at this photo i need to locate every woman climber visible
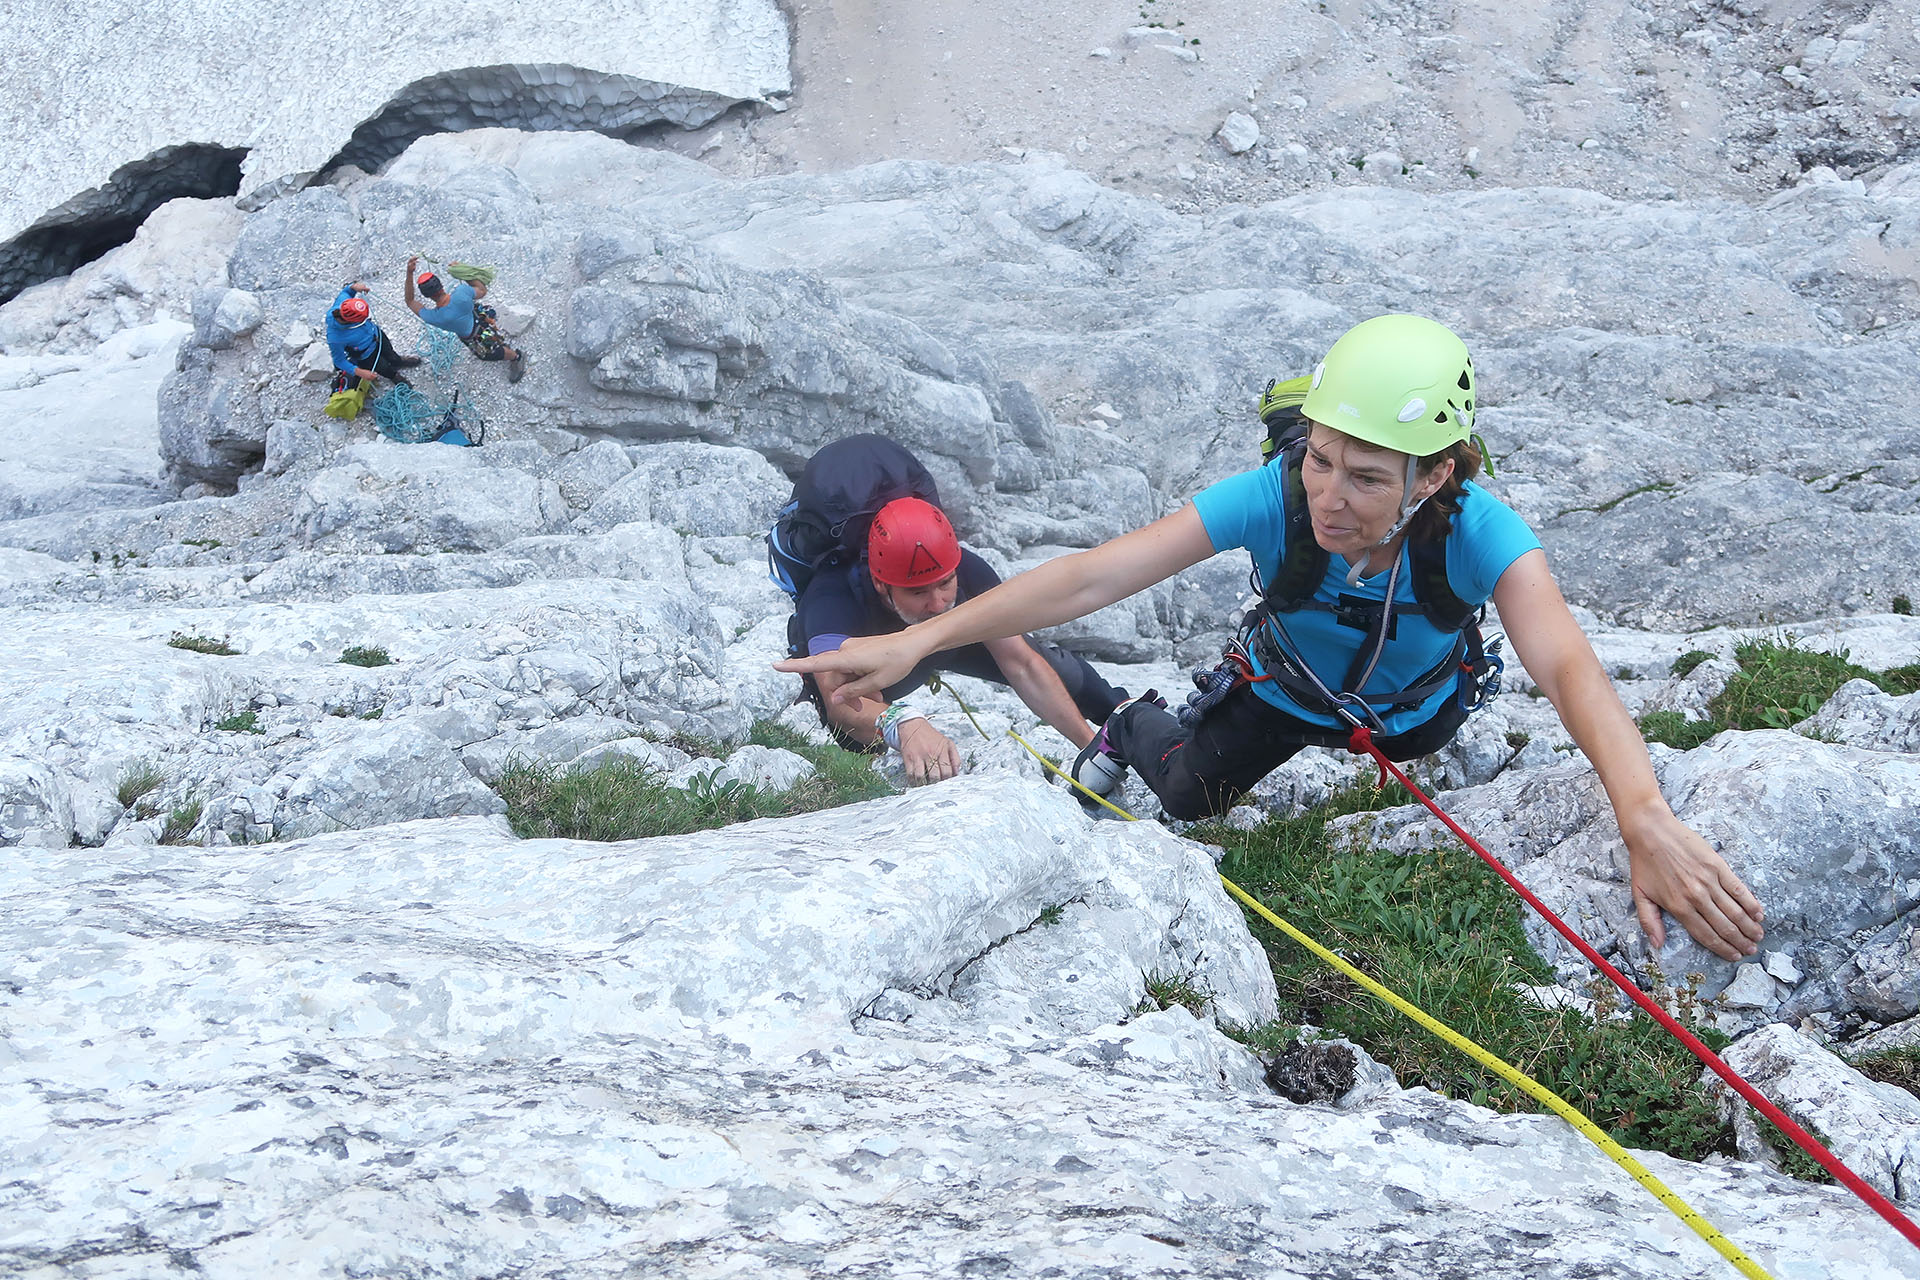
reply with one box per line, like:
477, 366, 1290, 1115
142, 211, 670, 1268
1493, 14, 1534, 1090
777, 314, 1766, 963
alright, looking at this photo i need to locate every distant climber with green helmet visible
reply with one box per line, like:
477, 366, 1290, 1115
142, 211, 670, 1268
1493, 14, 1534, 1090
779, 315, 1767, 964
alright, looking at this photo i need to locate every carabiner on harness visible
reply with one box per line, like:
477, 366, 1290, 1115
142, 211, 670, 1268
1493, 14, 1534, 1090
1460, 633, 1505, 715
1180, 644, 1261, 729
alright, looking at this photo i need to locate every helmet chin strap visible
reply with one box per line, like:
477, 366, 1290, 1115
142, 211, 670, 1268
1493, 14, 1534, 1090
1343, 454, 1428, 586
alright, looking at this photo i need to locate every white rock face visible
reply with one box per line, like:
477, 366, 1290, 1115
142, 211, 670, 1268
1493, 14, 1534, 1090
1712, 1022, 1920, 1204
3, 779, 1907, 1277
2, 1, 791, 297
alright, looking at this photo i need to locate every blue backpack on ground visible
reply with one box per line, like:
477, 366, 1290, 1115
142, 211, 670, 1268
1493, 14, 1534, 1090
766, 434, 941, 601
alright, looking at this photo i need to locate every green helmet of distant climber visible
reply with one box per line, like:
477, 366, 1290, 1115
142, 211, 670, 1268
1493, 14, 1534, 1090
1300, 314, 1475, 456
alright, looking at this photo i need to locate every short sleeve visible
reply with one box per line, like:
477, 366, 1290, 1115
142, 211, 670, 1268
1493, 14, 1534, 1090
1447, 484, 1543, 601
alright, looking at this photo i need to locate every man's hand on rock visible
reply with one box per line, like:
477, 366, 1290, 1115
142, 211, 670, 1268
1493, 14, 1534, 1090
897, 719, 961, 786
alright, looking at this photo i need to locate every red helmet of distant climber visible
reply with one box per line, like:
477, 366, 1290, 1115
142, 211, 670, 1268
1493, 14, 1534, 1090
337, 296, 370, 324
868, 497, 961, 589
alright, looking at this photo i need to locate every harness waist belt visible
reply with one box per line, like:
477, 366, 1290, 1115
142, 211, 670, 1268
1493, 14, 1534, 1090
1250, 621, 1466, 718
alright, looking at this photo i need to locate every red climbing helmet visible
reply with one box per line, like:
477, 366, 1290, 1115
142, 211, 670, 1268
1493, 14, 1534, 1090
868, 497, 961, 589
415, 271, 442, 295
337, 296, 370, 324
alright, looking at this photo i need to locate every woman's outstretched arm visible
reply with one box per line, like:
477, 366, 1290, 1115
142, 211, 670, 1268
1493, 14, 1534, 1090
1492, 548, 1765, 962
776, 505, 1217, 704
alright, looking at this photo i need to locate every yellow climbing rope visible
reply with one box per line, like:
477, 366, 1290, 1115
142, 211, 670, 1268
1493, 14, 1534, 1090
924, 677, 1771, 1279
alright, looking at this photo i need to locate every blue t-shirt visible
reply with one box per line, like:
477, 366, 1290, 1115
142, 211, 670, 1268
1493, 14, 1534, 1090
416, 281, 477, 337
1192, 466, 1541, 733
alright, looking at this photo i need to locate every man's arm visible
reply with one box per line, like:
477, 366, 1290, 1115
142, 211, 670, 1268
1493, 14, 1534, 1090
984, 635, 1096, 749
778, 505, 1217, 704
1492, 548, 1763, 961
403, 257, 424, 315
815, 666, 961, 784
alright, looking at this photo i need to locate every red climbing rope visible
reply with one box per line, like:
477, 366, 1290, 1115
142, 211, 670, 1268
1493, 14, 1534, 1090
1345, 725, 1920, 1253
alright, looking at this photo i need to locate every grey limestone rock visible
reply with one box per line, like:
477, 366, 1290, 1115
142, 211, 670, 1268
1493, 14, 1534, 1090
1217, 111, 1261, 155
280, 717, 510, 836
1350, 730, 1920, 1017
1803, 679, 1920, 754
1712, 1022, 1920, 1204
0, 779, 1904, 1277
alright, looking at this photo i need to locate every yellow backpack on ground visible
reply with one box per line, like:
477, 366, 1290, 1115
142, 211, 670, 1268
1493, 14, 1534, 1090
324, 383, 369, 420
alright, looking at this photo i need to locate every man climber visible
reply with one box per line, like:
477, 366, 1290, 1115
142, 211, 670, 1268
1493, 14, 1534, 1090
786, 472, 1128, 786
405, 255, 526, 383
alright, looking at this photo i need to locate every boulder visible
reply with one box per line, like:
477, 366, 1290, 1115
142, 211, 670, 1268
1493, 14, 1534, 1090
1712, 1022, 1920, 1204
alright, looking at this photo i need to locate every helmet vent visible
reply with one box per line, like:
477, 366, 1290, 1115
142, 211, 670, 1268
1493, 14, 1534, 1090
1458, 370, 1472, 391
1397, 398, 1427, 423
1435, 411, 1449, 424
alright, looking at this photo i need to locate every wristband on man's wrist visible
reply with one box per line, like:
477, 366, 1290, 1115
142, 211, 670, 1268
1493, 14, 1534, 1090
876, 700, 928, 751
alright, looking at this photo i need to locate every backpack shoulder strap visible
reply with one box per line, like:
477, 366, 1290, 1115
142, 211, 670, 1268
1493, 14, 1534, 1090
1405, 528, 1477, 633
1259, 440, 1327, 614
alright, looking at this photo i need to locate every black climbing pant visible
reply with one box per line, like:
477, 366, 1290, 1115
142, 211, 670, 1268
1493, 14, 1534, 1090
1103, 681, 1471, 821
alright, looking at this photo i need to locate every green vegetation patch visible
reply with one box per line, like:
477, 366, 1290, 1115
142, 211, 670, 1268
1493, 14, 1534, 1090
1640, 637, 1920, 747
115, 760, 166, 809
1194, 782, 1737, 1163
1850, 1043, 1920, 1102
1637, 712, 1721, 751
1140, 969, 1214, 1019
167, 632, 237, 656
1670, 650, 1714, 679
214, 711, 262, 734
160, 796, 204, 845
500, 720, 894, 842
338, 645, 392, 668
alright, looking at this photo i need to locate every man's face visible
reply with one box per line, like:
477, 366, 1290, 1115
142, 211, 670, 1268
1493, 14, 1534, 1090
879, 571, 960, 625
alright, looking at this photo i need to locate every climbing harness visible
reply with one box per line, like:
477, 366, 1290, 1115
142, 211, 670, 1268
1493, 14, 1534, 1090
927, 675, 1919, 1271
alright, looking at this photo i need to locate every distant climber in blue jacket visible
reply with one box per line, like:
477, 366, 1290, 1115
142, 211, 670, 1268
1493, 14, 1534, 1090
324, 283, 419, 387
405, 256, 527, 383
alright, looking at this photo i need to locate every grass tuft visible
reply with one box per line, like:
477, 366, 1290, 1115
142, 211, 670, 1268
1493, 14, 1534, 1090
115, 761, 166, 809
1849, 1043, 1920, 1101
1671, 650, 1715, 679
500, 720, 894, 842
214, 711, 262, 734
1140, 969, 1214, 1018
168, 632, 237, 656
1637, 712, 1721, 751
339, 645, 392, 668
159, 796, 204, 845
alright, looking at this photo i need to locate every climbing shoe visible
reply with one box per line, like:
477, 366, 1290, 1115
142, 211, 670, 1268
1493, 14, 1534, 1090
507, 353, 526, 384
1068, 690, 1166, 812
1071, 724, 1127, 810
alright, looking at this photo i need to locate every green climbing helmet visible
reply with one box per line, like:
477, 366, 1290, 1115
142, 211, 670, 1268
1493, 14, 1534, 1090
1299, 314, 1476, 457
